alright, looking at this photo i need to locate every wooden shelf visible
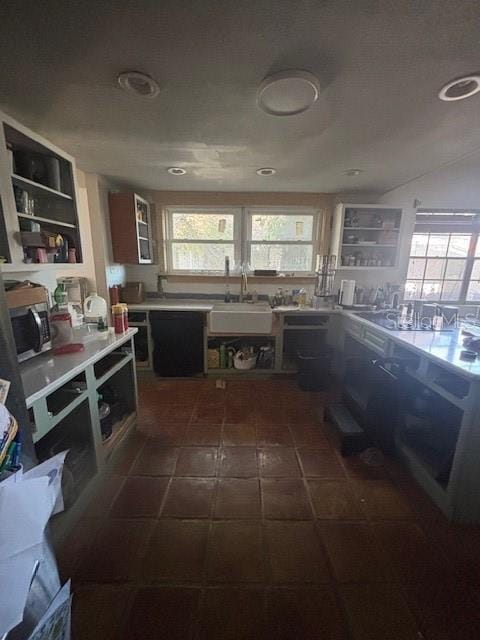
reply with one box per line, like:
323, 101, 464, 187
12, 173, 72, 200
17, 212, 77, 229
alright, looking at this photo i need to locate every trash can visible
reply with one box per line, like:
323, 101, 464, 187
297, 349, 331, 391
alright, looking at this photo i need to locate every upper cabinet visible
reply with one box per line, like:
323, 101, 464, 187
331, 203, 403, 269
0, 112, 83, 269
109, 192, 154, 264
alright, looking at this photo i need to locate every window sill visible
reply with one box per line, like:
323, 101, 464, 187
162, 273, 317, 284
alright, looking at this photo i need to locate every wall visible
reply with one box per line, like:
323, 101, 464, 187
375, 151, 480, 289
84, 173, 126, 302
125, 190, 335, 297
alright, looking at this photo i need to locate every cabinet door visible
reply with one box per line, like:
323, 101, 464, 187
135, 194, 153, 264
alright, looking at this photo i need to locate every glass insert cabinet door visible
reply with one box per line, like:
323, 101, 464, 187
135, 194, 153, 264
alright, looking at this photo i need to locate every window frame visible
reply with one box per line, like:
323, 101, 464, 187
245, 207, 319, 274
164, 206, 320, 275
164, 206, 242, 274
404, 210, 480, 304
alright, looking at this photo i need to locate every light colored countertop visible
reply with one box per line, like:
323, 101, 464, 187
128, 299, 337, 314
344, 311, 480, 380
20, 327, 138, 406
129, 299, 215, 312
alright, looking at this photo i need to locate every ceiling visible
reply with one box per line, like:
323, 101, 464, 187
0, 0, 479, 194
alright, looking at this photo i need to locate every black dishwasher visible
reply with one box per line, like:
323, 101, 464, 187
150, 311, 204, 376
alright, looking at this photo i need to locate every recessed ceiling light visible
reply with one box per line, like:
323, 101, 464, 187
438, 75, 480, 101
256, 167, 276, 176
117, 71, 160, 98
257, 70, 320, 116
343, 169, 363, 177
167, 167, 187, 176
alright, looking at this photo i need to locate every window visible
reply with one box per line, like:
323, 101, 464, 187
405, 211, 480, 303
246, 209, 317, 272
165, 207, 319, 273
165, 208, 241, 272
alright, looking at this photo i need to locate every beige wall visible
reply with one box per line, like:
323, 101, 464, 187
84, 173, 127, 302
125, 190, 335, 295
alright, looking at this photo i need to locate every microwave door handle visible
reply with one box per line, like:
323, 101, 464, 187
28, 308, 44, 352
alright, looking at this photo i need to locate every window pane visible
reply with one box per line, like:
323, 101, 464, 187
172, 243, 234, 271
445, 259, 466, 279
421, 281, 442, 301
410, 234, 428, 256
441, 281, 462, 301
467, 280, 480, 302
475, 238, 480, 257
404, 281, 422, 300
407, 258, 426, 279
424, 258, 446, 279
251, 215, 313, 241
471, 259, 480, 280
172, 213, 234, 240
447, 234, 470, 257
250, 243, 313, 271
427, 234, 449, 257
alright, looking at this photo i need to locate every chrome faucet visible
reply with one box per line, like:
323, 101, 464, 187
239, 263, 248, 302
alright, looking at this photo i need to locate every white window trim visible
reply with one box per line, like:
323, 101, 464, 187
164, 205, 321, 275
245, 206, 320, 274
164, 206, 242, 274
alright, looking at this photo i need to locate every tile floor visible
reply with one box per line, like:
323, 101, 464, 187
60, 377, 480, 639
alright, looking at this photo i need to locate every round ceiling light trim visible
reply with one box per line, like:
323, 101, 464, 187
117, 71, 160, 98
438, 75, 480, 101
256, 167, 277, 176
257, 70, 320, 116
167, 167, 187, 176
343, 169, 363, 177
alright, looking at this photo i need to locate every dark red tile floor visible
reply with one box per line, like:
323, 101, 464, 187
60, 377, 480, 639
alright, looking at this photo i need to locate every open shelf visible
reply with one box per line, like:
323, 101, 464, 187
94, 348, 132, 386
102, 411, 136, 458
12, 173, 72, 200
17, 211, 77, 229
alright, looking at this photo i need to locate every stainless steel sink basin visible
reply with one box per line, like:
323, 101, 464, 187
209, 303, 273, 334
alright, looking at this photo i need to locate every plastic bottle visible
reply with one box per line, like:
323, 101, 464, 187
219, 343, 227, 368
224, 285, 231, 303
84, 292, 107, 324
53, 283, 68, 309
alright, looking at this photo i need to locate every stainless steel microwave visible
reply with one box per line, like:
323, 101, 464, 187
5, 285, 52, 363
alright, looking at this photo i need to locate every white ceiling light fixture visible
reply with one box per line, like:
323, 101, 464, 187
438, 75, 480, 102
256, 167, 276, 176
117, 71, 160, 98
167, 167, 187, 176
257, 70, 320, 116
343, 169, 363, 176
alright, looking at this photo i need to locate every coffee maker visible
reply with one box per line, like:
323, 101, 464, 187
57, 277, 88, 326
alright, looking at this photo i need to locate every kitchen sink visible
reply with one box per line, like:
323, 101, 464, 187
209, 303, 273, 334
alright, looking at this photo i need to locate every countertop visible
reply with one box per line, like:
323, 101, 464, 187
128, 299, 338, 314
20, 327, 138, 406
344, 311, 480, 380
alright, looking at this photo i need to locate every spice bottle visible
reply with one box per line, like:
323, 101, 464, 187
112, 304, 125, 334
